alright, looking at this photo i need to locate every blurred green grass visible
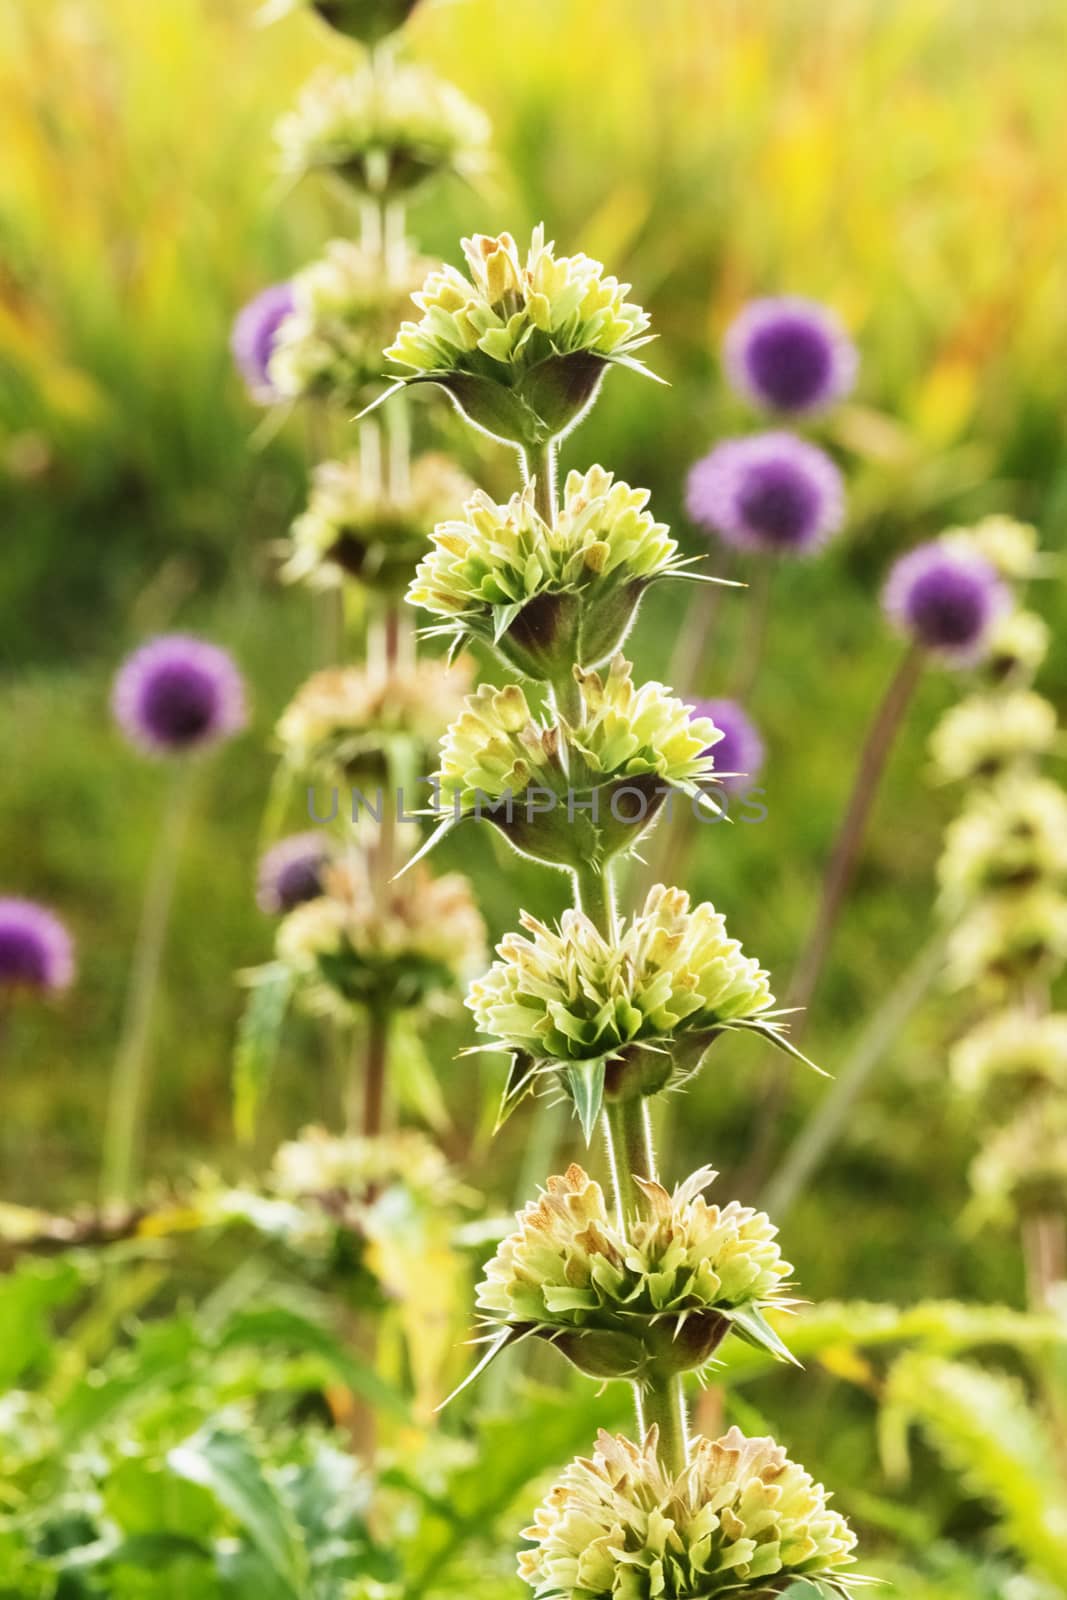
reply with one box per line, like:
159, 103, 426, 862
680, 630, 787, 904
1, 0, 1065, 1350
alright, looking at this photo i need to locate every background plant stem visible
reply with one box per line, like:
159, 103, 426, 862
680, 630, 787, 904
101, 760, 197, 1204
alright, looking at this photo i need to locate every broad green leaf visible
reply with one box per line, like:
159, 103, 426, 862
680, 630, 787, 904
215, 1304, 409, 1419
168, 1430, 308, 1600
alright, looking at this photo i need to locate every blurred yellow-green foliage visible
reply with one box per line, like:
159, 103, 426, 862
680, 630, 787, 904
1, 0, 1065, 1315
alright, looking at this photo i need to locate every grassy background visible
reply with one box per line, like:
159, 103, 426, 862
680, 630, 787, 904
1, 0, 1066, 1542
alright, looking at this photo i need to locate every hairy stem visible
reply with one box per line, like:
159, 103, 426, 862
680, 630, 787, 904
574, 859, 617, 940
361, 1008, 389, 1138
101, 762, 196, 1204
639, 1372, 690, 1474
522, 440, 558, 526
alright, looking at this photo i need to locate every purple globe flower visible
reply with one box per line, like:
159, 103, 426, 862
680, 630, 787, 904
690, 699, 765, 794
231, 282, 295, 402
257, 832, 332, 915
724, 296, 858, 415
113, 635, 248, 757
882, 542, 1010, 665
0, 898, 75, 994
686, 432, 845, 557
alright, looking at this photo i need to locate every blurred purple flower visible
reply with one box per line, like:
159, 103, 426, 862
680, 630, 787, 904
724, 296, 858, 415
690, 699, 765, 793
0, 898, 75, 994
882, 541, 1010, 665
686, 432, 845, 557
113, 635, 248, 757
231, 282, 295, 402
257, 832, 332, 915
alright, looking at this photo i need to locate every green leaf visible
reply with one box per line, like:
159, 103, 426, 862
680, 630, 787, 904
233, 963, 294, 1144
565, 1058, 606, 1143
168, 1430, 309, 1600
215, 1304, 409, 1419
881, 1354, 1067, 1589
0, 1258, 81, 1388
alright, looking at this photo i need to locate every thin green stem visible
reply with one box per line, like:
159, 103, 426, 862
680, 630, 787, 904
603, 1096, 656, 1228
639, 1372, 690, 1474
522, 440, 558, 526
101, 762, 196, 1204
573, 859, 617, 940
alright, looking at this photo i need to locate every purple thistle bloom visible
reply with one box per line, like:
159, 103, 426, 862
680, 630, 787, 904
257, 832, 332, 915
686, 432, 845, 557
231, 282, 295, 402
724, 296, 858, 415
0, 898, 75, 994
882, 541, 1010, 665
113, 635, 248, 757
690, 699, 765, 794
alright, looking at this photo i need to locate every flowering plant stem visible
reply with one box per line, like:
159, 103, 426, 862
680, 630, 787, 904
101, 760, 197, 1204
640, 1370, 691, 1475
523, 440, 557, 526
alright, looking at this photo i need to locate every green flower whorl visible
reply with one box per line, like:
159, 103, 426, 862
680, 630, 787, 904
467, 885, 798, 1133
277, 63, 489, 199
476, 1163, 795, 1380
431, 659, 722, 871
519, 1426, 858, 1600
408, 467, 709, 679
385, 228, 656, 446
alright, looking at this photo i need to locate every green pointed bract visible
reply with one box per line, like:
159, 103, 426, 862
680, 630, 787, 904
475, 1165, 796, 1384
383, 228, 658, 448
566, 1059, 607, 1144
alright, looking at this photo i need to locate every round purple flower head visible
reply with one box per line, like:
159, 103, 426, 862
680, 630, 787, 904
882, 541, 1009, 665
257, 832, 332, 915
0, 898, 75, 994
231, 282, 295, 402
113, 635, 248, 757
686, 432, 845, 557
724, 296, 858, 415
690, 699, 765, 794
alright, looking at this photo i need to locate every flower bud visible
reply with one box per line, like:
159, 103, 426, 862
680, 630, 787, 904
277, 64, 489, 201
277, 656, 472, 785
945, 886, 1067, 994
970, 1099, 1067, 1222
938, 774, 1067, 906
384, 228, 656, 448
951, 1009, 1067, 1106
276, 855, 486, 1017
519, 1426, 858, 1600
284, 453, 474, 595
269, 241, 430, 413
929, 690, 1058, 784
